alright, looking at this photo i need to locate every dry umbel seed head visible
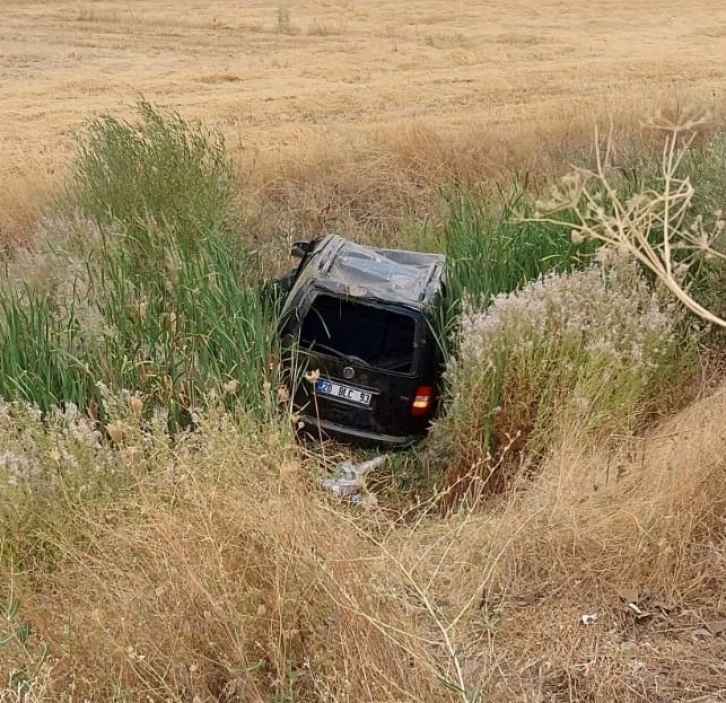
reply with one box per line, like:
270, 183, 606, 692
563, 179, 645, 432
129, 395, 144, 415
525, 112, 726, 331
223, 379, 238, 394
106, 421, 124, 445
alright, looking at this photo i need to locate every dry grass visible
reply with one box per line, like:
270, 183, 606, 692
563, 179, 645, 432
2, 385, 726, 701
243, 116, 647, 246
4, 0, 726, 244
0, 171, 53, 255
470, 386, 726, 701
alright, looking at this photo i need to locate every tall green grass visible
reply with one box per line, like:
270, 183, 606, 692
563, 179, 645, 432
0, 284, 101, 412
430, 189, 598, 364
0, 102, 278, 424
440, 190, 596, 308
66, 99, 235, 239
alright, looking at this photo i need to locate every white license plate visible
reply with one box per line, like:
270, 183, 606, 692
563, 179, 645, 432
316, 379, 372, 406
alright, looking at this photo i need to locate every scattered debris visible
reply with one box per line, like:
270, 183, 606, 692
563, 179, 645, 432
618, 587, 651, 620
626, 602, 651, 620
316, 454, 388, 502
580, 613, 598, 626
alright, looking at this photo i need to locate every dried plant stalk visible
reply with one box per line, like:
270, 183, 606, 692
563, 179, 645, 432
529, 111, 726, 328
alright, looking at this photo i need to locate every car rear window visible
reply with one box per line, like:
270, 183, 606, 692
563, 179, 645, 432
300, 294, 417, 373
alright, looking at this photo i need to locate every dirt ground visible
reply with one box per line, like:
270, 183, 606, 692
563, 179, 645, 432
3, 0, 726, 178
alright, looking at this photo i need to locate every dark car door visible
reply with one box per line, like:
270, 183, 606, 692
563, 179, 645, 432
290, 293, 436, 439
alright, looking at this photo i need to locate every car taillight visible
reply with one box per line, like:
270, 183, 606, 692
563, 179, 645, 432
411, 385, 434, 417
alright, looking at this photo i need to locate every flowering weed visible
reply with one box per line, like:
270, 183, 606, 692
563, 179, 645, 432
431, 261, 695, 498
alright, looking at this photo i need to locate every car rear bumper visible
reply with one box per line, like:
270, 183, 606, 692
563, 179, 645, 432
297, 415, 421, 448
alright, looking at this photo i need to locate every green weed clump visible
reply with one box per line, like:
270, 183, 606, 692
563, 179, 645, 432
0, 285, 101, 413
0, 102, 277, 423
86, 224, 278, 424
440, 191, 595, 309
431, 261, 695, 498
65, 99, 235, 240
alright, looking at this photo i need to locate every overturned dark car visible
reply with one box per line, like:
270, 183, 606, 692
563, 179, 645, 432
277, 234, 447, 447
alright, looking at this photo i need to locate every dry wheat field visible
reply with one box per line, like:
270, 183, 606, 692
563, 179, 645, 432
4, 0, 726, 163
3, 0, 726, 242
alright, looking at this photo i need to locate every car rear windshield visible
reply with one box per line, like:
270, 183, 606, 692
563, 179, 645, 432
300, 295, 417, 373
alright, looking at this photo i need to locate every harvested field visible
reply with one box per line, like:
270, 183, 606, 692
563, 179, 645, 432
4, 1, 726, 164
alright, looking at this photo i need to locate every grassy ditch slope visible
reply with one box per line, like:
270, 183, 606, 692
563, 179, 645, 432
1, 103, 726, 702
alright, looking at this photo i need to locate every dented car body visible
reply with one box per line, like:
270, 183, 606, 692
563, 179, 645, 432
278, 234, 446, 447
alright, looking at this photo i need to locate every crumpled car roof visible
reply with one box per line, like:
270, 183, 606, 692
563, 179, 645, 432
293, 234, 446, 310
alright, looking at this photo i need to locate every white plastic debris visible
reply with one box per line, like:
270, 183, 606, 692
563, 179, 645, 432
316, 455, 387, 500
627, 602, 645, 617
580, 613, 598, 626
